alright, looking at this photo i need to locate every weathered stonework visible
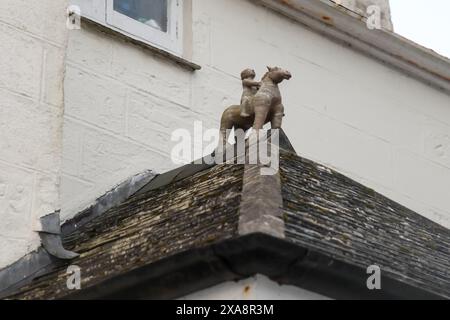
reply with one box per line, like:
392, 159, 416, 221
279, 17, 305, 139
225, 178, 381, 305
238, 164, 284, 238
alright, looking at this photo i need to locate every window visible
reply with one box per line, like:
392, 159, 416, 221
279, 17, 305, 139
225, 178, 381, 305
112, 0, 168, 32
73, 0, 183, 55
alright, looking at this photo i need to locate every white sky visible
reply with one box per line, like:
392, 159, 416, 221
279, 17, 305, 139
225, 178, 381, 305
390, 0, 450, 58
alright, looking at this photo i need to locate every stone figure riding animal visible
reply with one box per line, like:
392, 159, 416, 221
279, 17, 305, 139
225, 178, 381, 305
219, 66, 292, 144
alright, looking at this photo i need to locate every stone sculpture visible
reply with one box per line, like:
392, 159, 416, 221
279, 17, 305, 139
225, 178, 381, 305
240, 68, 261, 118
220, 66, 292, 143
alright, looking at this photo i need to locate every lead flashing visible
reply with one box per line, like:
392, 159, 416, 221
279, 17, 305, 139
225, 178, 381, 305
38, 211, 79, 260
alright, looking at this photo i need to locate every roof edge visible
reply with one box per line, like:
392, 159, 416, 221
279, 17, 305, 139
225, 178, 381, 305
0, 247, 66, 298
60, 234, 445, 300
255, 0, 450, 94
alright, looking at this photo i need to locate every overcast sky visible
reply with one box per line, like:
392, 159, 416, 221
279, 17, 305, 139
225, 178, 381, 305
390, 0, 450, 58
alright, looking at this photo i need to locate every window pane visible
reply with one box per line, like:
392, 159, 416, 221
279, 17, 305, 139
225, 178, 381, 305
113, 0, 168, 32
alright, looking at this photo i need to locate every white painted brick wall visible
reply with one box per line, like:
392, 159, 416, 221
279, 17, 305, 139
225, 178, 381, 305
0, 1, 69, 268
60, 0, 450, 230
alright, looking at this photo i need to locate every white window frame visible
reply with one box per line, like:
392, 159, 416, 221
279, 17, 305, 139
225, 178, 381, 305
72, 0, 183, 55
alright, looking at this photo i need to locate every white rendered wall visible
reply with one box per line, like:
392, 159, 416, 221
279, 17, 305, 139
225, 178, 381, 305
61, 0, 450, 230
179, 274, 330, 300
0, 1, 69, 268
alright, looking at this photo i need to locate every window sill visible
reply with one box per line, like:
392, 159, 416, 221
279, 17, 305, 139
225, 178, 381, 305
80, 17, 201, 71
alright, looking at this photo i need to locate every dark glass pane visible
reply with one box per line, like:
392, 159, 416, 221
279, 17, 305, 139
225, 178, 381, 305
114, 0, 168, 32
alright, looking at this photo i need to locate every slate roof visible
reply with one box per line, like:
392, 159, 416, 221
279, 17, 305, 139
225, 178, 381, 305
2, 131, 450, 300
281, 152, 450, 298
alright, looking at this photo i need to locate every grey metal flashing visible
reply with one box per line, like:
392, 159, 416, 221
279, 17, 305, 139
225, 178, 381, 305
278, 128, 297, 154
256, 0, 450, 94
134, 140, 251, 196
0, 248, 63, 298
0, 170, 157, 297
61, 170, 156, 235
38, 211, 63, 235
135, 163, 214, 195
0, 211, 78, 297
39, 234, 79, 260
38, 211, 79, 260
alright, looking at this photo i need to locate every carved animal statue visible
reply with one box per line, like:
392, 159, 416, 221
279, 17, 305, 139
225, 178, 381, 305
220, 66, 292, 143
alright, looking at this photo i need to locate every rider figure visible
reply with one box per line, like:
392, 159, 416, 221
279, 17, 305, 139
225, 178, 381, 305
240, 68, 260, 118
